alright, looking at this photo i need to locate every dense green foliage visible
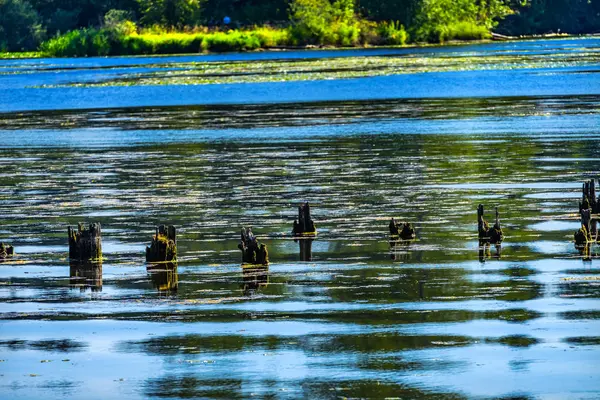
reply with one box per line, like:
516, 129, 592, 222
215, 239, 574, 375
0, 0, 45, 51
2, 0, 599, 55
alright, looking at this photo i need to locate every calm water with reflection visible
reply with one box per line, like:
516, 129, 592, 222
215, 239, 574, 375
1, 38, 600, 399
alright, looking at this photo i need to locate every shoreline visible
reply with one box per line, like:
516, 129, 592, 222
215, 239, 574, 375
1, 33, 597, 61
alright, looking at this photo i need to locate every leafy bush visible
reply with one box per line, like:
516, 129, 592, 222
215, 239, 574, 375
376, 21, 408, 45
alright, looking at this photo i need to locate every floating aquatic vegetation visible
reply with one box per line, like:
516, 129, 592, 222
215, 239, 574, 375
22, 50, 600, 88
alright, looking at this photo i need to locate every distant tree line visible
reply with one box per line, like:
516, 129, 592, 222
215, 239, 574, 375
1, 0, 599, 52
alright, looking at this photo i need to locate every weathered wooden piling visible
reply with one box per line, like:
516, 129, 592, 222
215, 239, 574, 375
574, 208, 593, 246
580, 178, 599, 214
239, 227, 269, 265
293, 202, 317, 236
389, 218, 416, 240
0, 242, 14, 259
69, 261, 102, 292
146, 225, 177, 262
477, 205, 503, 244
68, 223, 102, 261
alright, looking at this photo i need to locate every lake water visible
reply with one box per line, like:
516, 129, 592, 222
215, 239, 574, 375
0, 38, 599, 399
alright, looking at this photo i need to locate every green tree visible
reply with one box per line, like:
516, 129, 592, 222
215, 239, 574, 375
0, 0, 45, 51
412, 0, 511, 42
288, 0, 360, 45
137, 0, 205, 27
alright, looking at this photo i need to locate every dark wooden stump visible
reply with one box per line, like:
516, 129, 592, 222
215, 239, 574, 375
70, 261, 102, 292
389, 218, 416, 240
146, 225, 177, 262
293, 202, 317, 236
478, 205, 503, 244
574, 208, 592, 246
68, 223, 102, 261
580, 178, 599, 214
238, 227, 269, 265
0, 242, 14, 259
147, 262, 178, 292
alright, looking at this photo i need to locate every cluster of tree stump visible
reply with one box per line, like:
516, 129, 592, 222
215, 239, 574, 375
238, 227, 269, 265
5, 183, 600, 272
575, 178, 599, 246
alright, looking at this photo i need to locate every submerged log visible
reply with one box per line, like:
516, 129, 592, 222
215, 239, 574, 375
70, 261, 102, 292
477, 205, 503, 244
238, 227, 269, 265
0, 242, 14, 259
292, 202, 317, 236
68, 223, 102, 261
146, 225, 177, 262
389, 218, 416, 240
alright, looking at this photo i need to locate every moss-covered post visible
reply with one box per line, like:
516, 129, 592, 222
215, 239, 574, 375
146, 225, 177, 262
239, 227, 269, 265
68, 223, 102, 261
0, 242, 14, 259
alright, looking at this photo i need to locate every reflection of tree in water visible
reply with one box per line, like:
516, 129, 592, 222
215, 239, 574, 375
147, 262, 178, 293
69, 261, 102, 292
145, 375, 244, 399
241, 266, 269, 296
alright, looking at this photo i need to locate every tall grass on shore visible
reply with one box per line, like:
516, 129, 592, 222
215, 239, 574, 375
40, 23, 412, 57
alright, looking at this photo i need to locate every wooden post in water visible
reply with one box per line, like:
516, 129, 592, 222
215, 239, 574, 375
477, 205, 503, 244
239, 227, 269, 265
574, 208, 592, 246
292, 202, 316, 236
68, 223, 102, 261
146, 225, 177, 262
580, 178, 599, 214
0, 242, 14, 259
389, 218, 416, 240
